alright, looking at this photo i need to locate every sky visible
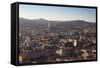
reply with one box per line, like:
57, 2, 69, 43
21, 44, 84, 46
19, 4, 96, 22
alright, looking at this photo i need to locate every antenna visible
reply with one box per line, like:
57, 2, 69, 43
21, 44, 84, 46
48, 21, 50, 32
48, 21, 50, 28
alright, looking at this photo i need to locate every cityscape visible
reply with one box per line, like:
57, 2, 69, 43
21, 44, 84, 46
19, 18, 96, 64
18, 4, 96, 64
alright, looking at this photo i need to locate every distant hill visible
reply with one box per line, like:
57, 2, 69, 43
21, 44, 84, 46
19, 18, 96, 32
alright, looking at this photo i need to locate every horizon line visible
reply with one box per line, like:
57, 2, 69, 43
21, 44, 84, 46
19, 17, 96, 23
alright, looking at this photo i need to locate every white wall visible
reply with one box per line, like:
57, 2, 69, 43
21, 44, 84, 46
0, 0, 99, 68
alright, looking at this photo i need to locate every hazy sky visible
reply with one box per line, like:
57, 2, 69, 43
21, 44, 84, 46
19, 4, 96, 22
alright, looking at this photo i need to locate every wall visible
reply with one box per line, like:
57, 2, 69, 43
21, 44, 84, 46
0, 0, 99, 68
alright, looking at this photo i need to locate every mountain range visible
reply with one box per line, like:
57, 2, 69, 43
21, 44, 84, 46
19, 18, 96, 32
